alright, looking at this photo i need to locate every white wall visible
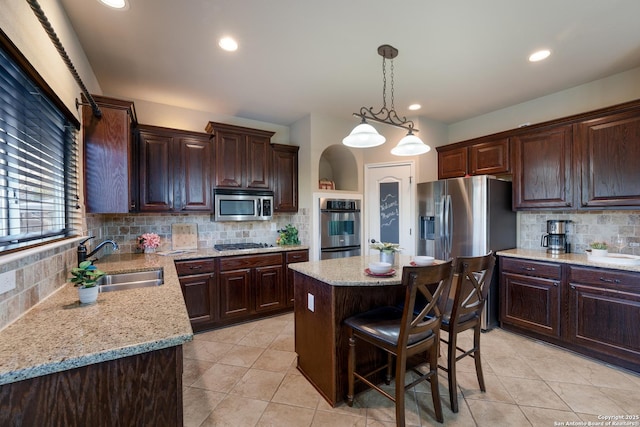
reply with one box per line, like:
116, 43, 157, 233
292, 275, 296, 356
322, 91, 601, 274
448, 66, 640, 143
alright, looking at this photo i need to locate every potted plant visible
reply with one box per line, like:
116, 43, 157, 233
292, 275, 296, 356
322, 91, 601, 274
588, 241, 609, 257
277, 224, 301, 246
370, 241, 402, 265
69, 260, 106, 304
138, 232, 161, 253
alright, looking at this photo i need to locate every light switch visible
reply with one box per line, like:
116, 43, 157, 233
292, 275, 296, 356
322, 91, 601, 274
0, 270, 16, 295
307, 292, 315, 312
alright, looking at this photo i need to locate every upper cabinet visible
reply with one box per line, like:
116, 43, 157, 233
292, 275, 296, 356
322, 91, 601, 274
511, 125, 573, 210
82, 95, 137, 213
272, 144, 299, 212
205, 121, 275, 189
138, 125, 212, 212
437, 137, 509, 179
575, 110, 640, 208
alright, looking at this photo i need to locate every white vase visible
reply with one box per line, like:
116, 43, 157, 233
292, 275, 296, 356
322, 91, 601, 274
590, 248, 608, 258
144, 247, 156, 254
380, 251, 395, 265
78, 285, 99, 304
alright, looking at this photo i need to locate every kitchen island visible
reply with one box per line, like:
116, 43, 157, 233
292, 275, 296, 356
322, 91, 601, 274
289, 254, 420, 406
0, 253, 193, 426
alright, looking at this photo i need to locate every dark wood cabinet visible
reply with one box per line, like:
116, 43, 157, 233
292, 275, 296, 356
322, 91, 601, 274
437, 137, 509, 179
575, 110, 640, 208
500, 257, 561, 338
567, 266, 640, 371
205, 121, 275, 189
285, 249, 309, 306
272, 144, 299, 212
82, 95, 137, 213
138, 125, 212, 212
219, 268, 252, 320
175, 259, 217, 332
511, 125, 573, 209
500, 256, 640, 373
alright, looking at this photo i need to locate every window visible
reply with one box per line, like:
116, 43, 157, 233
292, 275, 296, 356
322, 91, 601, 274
0, 37, 80, 252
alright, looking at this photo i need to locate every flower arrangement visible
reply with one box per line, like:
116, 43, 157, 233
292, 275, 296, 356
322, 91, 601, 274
589, 241, 608, 250
277, 224, 300, 246
370, 241, 402, 253
69, 260, 105, 289
138, 233, 161, 250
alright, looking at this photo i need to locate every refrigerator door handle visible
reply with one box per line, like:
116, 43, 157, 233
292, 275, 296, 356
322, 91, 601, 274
437, 195, 446, 258
446, 194, 453, 257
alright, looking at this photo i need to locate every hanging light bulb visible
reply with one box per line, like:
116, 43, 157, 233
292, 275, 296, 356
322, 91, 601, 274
342, 120, 386, 148
390, 129, 431, 156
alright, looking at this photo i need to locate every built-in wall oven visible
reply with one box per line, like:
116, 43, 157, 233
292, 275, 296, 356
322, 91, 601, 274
320, 198, 361, 260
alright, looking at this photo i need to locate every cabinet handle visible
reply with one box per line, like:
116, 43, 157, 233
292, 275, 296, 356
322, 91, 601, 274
189, 265, 202, 270
570, 284, 575, 290
599, 277, 621, 284
553, 282, 558, 287
523, 267, 536, 271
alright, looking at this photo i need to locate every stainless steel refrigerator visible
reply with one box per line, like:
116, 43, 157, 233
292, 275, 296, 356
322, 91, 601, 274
417, 175, 516, 330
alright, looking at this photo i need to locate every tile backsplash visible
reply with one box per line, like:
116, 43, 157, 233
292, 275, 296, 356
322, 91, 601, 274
518, 210, 640, 254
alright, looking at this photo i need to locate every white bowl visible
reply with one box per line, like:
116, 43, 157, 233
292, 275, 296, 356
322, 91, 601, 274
368, 262, 392, 274
414, 256, 435, 266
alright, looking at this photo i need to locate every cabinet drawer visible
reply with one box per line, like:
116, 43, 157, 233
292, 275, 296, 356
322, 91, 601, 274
174, 258, 216, 276
286, 250, 309, 264
219, 253, 283, 271
501, 257, 561, 279
568, 265, 640, 291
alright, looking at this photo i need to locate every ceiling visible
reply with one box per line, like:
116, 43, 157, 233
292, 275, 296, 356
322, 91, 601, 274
58, 0, 640, 127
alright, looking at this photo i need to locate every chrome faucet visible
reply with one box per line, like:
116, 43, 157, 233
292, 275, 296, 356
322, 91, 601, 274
77, 237, 119, 265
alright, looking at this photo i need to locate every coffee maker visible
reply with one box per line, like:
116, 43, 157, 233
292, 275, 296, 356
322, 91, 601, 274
541, 220, 570, 254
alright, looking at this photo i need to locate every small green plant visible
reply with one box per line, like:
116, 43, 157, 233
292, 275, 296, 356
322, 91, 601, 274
589, 241, 608, 250
277, 224, 300, 246
69, 261, 106, 288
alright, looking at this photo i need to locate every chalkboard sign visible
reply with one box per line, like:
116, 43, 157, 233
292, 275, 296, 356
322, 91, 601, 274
379, 182, 399, 243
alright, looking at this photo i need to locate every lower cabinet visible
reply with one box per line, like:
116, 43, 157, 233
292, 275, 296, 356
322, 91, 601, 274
175, 258, 217, 332
500, 256, 640, 373
285, 250, 309, 307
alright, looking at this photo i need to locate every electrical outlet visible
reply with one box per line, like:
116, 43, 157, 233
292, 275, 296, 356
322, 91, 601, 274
629, 242, 640, 247
307, 292, 315, 312
0, 270, 16, 295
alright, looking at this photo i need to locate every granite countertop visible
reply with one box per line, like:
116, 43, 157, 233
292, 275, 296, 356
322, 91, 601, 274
0, 245, 310, 386
0, 253, 193, 386
289, 254, 442, 286
497, 248, 640, 273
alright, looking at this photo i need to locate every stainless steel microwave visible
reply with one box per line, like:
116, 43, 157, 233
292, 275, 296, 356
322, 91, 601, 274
213, 189, 274, 221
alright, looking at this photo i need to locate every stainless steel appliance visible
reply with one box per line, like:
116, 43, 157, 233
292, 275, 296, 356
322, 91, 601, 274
213, 189, 273, 221
417, 176, 516, 330
541, 219, 569, 254
320, 198, 361, 259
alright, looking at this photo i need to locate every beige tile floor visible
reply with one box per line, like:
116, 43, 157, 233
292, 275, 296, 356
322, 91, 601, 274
183, 313, 640, 426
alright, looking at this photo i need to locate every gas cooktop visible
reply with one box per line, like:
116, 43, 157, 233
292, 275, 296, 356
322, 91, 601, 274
214, 243, 273, 251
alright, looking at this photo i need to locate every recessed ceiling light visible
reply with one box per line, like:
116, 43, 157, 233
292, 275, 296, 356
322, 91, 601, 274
408, 104, 421, 111
98, 0, 128, 10
529, 49, 551, 62
218, 37, 238, 52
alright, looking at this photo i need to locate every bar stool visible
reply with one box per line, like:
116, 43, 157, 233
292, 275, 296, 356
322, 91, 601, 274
438, 252, 495, 413
344, 261, 454, 426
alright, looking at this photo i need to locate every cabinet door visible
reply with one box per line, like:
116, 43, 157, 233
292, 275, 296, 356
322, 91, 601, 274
438, 147, 468, 179
138, 131, 173, 212
501, 272, 560, 337
469, 138, 510, 175
219, 269, 252, 319
285, 250, 309, 307
512, 125, 573, 209
246, 135, 271, 189
576, 110, 640, 208
272, 144, 299, 212
254, 265, 284, 312
82, 96, 135, 213
214, 130, 244, 188
177, 136, 212, 211
179, 273, 216, 325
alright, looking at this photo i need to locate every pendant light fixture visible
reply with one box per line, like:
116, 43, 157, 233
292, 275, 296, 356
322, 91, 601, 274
343, 45, 431, 156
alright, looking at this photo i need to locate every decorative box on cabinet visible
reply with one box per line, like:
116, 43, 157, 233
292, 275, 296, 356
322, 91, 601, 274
500, 257, 561, 338
272, 144, 299, 212
205, 121, 275, 189
575, 109, 640, 208
511, 125, 573, 210
175, 258, 217, 332
82, 95, 137, 213
138, 125, 212, 212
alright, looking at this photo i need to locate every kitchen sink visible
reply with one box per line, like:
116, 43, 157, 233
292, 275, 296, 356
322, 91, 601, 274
98, 269, 164, 292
